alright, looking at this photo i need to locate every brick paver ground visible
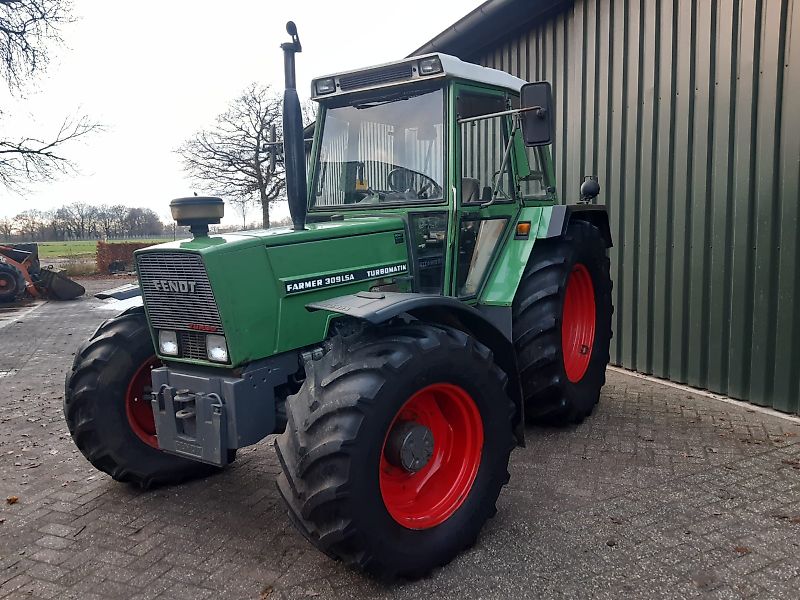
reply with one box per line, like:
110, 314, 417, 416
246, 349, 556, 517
1, 279, 799, 599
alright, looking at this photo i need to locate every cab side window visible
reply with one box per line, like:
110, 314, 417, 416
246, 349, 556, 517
457, 92, 514, 204
456, 217, 509, 297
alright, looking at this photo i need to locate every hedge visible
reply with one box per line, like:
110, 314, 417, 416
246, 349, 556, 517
96, 241, 151, 274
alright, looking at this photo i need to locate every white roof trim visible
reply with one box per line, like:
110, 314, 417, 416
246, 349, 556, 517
433, 53, 527, 92
311, 53, 528, 99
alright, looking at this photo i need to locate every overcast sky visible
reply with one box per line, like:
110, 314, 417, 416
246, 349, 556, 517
0, 1, 483, 226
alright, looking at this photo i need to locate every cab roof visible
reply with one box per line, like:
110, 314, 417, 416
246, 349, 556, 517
310, 53, 527, 101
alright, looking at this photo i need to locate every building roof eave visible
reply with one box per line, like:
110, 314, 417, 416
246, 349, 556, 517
410, 0, 571, 59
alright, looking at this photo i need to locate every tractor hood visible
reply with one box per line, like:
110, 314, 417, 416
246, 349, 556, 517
147, 217, 406, 254
135, 217, 410, 367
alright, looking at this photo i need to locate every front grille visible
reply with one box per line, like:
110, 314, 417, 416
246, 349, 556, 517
176, 331, 209, 361
137, 252, 226, 361
339, 63, 413, 91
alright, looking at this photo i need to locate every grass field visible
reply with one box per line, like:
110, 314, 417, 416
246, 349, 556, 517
37, 240, 169, 259
38, 241, 97, 258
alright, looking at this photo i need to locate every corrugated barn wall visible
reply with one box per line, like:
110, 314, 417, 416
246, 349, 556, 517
470, 0, 799, 413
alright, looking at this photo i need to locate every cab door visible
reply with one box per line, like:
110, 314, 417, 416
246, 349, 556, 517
448, 84, 520, 300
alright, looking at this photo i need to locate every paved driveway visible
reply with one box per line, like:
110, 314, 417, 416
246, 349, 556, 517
1, 279, 799, 599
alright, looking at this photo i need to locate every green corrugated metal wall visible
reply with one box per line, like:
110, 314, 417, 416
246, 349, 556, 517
472, 0, 800, 413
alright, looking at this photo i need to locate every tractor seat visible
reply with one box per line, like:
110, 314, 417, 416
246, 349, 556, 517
462, 178, 480, 203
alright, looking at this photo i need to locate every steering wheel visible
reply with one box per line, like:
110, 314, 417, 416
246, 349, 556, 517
387, 167, 441, 199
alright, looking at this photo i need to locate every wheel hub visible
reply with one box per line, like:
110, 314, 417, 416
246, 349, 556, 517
385, 421, 434, 473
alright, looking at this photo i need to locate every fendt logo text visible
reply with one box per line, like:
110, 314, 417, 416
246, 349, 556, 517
152, 280, 197, 293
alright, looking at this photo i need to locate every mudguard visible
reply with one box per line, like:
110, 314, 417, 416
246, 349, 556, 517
307, 291, 525, 445
543, 204, 613, 248
481, 204, 611, 308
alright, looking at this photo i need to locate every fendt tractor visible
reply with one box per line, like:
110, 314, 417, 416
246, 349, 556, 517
65, 23, 612, 578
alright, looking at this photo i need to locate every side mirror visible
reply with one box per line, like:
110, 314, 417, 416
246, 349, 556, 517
520, 81, 554, 146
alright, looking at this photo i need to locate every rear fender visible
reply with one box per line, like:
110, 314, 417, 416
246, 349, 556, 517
307, 292, 525, 445
481, 204, 611, 307
543, 204, 612, 248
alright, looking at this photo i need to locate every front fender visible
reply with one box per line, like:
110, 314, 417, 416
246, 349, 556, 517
307, 291, 525, 445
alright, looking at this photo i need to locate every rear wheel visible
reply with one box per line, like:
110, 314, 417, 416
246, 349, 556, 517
0, 263, 24, 303
276, 322, 514, 579
64, 310, 220, 488
512, 220, 612, 425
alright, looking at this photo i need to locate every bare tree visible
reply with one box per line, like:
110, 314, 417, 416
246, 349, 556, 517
13, 208, 43, 239
0, 115, 99, 190
178, 83, 286, 229
58, 201, 97, 238
302, 99, 317, 130
0, 0, 100, 191
0, 216, 13, 238
228, 196, 254, 229
94, 203, 129, 239
0, 0, 71, 90
94, 204, 113, 239
41, 208, 62, 239
124, 207, 163, 237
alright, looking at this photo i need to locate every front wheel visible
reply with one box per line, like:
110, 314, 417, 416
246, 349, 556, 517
275, 322, 515, 579
64, 310, 220, 488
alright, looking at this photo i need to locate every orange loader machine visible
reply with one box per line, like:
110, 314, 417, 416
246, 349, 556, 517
0, 243, 85, 303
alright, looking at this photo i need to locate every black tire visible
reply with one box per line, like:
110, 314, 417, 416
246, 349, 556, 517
64, 310, 219, 489
0, 263, 24, 302
275, 322, 515, 580
512, 220, 612, 425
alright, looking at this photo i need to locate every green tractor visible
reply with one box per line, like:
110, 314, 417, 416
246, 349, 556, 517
65, 22, 612, 579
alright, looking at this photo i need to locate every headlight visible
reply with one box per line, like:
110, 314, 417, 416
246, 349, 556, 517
418, 57, 443, 75
314, 77, 336, 95
158, 330, 179, 356
206, 334, 229, 363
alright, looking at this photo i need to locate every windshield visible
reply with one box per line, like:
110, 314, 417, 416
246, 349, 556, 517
311, 88, 444, 208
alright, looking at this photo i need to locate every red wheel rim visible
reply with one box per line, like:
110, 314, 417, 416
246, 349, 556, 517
379, 383, 484, 530
562, 263, 596, 383
125, 356, 161, 448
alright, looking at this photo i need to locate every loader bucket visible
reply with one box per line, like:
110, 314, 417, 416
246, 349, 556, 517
37, 269, 85, 301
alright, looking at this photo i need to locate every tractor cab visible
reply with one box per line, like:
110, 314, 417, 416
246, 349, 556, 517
305, 53, 558, 298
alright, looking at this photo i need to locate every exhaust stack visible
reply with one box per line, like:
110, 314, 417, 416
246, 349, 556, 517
281, 21, 307, 231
